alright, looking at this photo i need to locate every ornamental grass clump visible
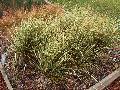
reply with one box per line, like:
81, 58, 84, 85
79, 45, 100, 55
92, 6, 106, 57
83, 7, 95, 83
11, 7, 119, 83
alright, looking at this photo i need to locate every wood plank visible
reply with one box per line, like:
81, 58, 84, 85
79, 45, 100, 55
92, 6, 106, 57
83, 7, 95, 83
88, 67, 120, 90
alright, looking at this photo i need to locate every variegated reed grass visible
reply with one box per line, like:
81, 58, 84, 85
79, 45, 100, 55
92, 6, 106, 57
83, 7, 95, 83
11, 6, 119, 84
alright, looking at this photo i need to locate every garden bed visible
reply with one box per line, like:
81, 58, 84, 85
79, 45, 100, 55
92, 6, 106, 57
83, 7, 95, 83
1, 49, 120, 90
0, 3, 120, 90
6, 53, 120, 90
0, 32, 120, 89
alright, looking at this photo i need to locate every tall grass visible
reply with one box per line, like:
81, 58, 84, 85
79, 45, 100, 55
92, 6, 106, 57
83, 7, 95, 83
52, 0, 120, 17
89, 0, 120, 18
11, 6, 119, 84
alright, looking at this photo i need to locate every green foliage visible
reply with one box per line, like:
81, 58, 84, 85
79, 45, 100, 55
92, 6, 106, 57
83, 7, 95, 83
89, 0, 120, 18
52, 0, 120, 17
51, 0, 89, 10
11, 7, 119, 83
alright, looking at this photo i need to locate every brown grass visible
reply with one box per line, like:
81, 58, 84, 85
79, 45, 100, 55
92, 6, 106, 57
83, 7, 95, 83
0, 4, 64, 40
27, 4, 64, 20
0, 4, 64, 27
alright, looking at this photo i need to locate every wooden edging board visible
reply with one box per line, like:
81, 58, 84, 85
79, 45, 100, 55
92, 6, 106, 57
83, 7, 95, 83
0, 62, 13, 90
88, 67, 120, 90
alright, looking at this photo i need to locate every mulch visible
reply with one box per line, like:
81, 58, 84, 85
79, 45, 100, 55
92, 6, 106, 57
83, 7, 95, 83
104, 77, 120, 90
0, 71, 8, 90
